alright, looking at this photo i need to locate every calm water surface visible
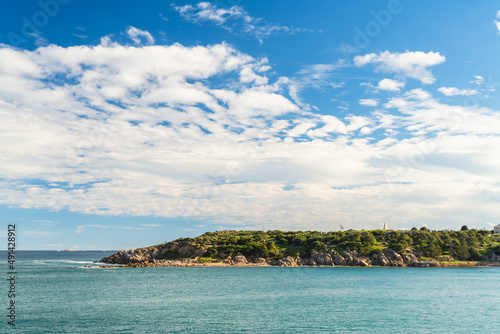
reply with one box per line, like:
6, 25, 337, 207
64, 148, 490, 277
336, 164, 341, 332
1, 251, 499, 333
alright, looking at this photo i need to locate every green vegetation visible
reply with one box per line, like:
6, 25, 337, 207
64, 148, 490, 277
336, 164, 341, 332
163, 228, 500, 262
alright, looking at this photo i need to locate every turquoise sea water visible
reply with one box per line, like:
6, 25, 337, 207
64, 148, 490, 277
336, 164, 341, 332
1, 251, 499, 333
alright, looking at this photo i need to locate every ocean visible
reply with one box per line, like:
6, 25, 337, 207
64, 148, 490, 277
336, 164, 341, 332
1, 251, 499, 333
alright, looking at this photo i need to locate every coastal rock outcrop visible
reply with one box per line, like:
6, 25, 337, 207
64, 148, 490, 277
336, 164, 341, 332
100, 248, 154, 264
337, 250, 370, 266
272, 256, 302, 267
371, 249, 405, 266
371, 249, 419, 267
99, 238, 422, 268
309, 251, 335, 266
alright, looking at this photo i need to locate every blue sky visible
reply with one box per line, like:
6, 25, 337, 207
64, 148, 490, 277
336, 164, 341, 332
1, 1, 500, 250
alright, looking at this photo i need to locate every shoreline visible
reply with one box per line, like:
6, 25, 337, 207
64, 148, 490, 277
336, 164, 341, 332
88, 261, 500, 269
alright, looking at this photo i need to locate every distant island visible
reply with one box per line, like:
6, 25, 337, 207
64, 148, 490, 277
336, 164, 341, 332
99, 227, 500, 268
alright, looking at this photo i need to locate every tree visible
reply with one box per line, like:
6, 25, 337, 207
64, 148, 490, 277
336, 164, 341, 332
461, 225, 469, 231
207, 248, 218, 258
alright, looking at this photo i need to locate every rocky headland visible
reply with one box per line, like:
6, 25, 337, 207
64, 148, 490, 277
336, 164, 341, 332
98, 229, 500, 268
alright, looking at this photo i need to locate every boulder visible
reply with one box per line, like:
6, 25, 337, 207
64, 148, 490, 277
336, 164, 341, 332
384, 249, 405, 266
333, 255, 345, 265
233, 255, 248, 264
371, 253, 390, 266
358, 260, 370, 267
371, 249, 407, 266
272, 256, 301, 267
402, 253, 418, 266
341, 251, 354, 265
310, 251, 319, 262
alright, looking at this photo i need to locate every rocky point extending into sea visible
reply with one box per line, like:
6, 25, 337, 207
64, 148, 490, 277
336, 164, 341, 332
98, 242, 494, 268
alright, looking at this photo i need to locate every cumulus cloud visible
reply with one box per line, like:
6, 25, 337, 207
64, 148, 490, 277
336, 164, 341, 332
438, 87, 478, 96
359, 99, 378, 107
354, 51, 446, 84
172, 2, 305, 40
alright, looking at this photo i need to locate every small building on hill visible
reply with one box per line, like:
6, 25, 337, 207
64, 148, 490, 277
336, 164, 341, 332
494, 224, 500, 234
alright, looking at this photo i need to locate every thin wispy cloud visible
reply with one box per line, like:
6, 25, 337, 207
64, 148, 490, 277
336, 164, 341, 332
126, 26, 155, 45
172, 2, 308, 40
72, 34, 88, 39
495, 10, 500, 33
290, 63, 341, 107
23, 231, 60, 238
75, 225, 147, 233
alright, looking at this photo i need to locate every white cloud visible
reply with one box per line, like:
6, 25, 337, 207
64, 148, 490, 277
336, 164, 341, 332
172, 2, 305, 40
377, 78, 405, 91
126, 26, 154, 45
354, 51, 446, 84
359, 99, 378, 107
438, 87, 478, 96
